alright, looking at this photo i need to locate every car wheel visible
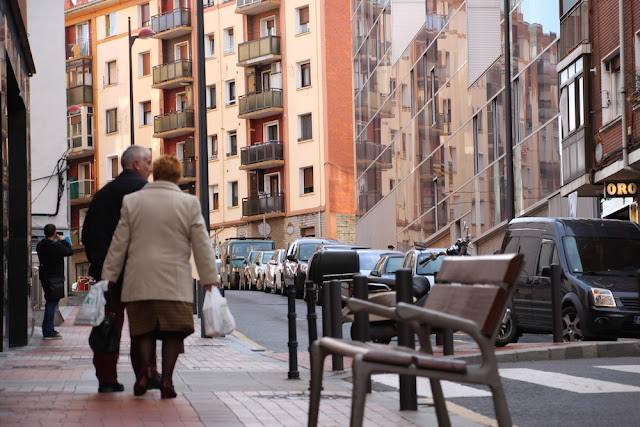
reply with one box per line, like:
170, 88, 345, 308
562, 305, 585, 342
495, 309, 519, 347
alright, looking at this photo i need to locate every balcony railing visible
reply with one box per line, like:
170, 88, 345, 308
238, 89, 283, 119
152, 60, 193, 89
236, 0, 280, 15
153, 109, 195, 137
242, 192, 285, 217
356, 142, 392, 168
66, 38, 90, 59
67, 85, 93, 106
559, 0, 589, 60
240, 141, 284, 169
237, 36, 281, 67
151, 7, 191, 38
69, 178, 94, 200
182, 158, 196, 179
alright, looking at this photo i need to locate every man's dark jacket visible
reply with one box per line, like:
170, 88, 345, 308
82, 169, 147, 280
36, 238, 73, 300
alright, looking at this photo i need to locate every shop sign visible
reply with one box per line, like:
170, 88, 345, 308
605, 182, 638, 197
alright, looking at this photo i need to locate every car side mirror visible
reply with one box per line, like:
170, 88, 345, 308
541, 266, 551, 277
370, 270, 379, 277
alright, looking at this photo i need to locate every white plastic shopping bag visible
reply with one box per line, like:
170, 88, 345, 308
203, 287, 236, 337
74, 280, 109, 326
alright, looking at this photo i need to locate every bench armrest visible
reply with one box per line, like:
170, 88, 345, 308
396, 302, 484, 344
347, 298, 398, 321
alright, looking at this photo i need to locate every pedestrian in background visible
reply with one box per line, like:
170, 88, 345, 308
82, 145, 159, 394
387, 245, 395, 250
36, 224, 72, 339
102, 155, 219, 399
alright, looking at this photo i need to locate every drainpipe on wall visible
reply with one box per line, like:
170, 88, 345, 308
620, 0, 640, 174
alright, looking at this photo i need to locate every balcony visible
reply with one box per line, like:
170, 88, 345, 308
152, 60, 193, 89
242, 192, 285, 218
151, 7, 191, 39
67, 106, 94, 159
66, 38, 90, 60
237, 36, 281, 67
356, 142, 392, 170
236, 0, 280, 15
70, 225, 84, 247
180, 158, 197, 183
69, 178, 94, 205
153, 109, 195, 138
238, 89, 283, 119
559, 1, 589, 60
240, 141, 284, 170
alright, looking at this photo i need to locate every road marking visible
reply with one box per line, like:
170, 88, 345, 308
231, 330, 266, 351
498, 368, 640, 393
595, 365, 640, 374
371, 374, 492, 397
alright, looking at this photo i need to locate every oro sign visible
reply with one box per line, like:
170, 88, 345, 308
605, 182, 638, 197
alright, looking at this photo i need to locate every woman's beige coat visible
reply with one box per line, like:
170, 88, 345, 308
102, 181, 219, 303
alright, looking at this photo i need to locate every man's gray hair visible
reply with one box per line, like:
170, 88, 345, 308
121, 145, 150, 169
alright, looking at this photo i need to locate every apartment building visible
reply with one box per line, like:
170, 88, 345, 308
558, 0, 640, 221
64, 0, 355, 275
352, 0, 576, 254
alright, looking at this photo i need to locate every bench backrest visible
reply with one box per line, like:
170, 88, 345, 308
425, 254, 523, 335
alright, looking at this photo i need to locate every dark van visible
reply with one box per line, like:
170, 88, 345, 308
497, 217, 640, 345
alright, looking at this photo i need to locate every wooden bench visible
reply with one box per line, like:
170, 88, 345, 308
308, 253, 523, 427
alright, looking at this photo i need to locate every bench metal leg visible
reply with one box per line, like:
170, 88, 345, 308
349, 359, 370, 427
308, 341, 328, 427
490, 382, 513, 427
429, 378, 451, 427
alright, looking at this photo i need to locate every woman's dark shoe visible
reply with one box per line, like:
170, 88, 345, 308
133, 366, 154, 396
160, 380, 177, 399
98, 382, 124, 393
148, 373, 162, 390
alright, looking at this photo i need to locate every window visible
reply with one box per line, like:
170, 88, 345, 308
264, 121, 278, 142
205, 33, 215, 58
227, 130, 237, 156
601, 53, 622, 123
225, 80, 236, 105
106, 108, 117, 133
206, 84, 216, 109
203, 0, 215, 7
208, 134, 218, 160
300, 167, 314, 194
105, 60, 117, 86
140, 3, 150, 27
140, 101, 151, 126
107, 155, 119, 180
228, 181, 238, 207
139, 52, 150, 77
296, 6, 310, 34
297, 61, 311, 88
560, 57, 584, 137
209, 184, 219, 210
175, 42, 189, 60
105, 12, 116, 37
223, 27, 234, 54
261, 17, 276, 37
298, 113, 312, 141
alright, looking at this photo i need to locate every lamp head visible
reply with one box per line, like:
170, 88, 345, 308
137, 28, 155, 39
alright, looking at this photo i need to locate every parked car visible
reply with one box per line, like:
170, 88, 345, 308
220, 237, 275, 289
369, 253, 405, 278
496, 217, 640, 345
240, 250, 262, 290
401, 247, 449, 286
263, 249, 286, 294
355, 249, 402, 276
249, 250, 275, 291
284, 238, 341, 298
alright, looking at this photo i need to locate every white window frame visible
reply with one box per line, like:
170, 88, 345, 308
297, 61, 311, 89
227, 130, 237, 156
105, 12, 116, 38
208, 134, 218, 160
601, 48, 622, 124
264, 172, 280, 194
138, 51, 150, 77
225, 80, 236, 105
176, 92, 186, 111
105, 60, 117, 86
223, 27, 234, 54
295, 6, 310, 35
139, 101, 152, 126
176, 141, 185, 161
78, 161, 92, 182
209, 184, 219, 211
206, 84, 217, 109
205, 33, 215, 58
263, 120, 279, 143
106, 155, 119, 181
106, 108, 118, 134
139, 2, 150, 27
298, 113, 312, 141
299, 166, 314, 195
227, 181, 238, 207
175, 41, 190, 60
260, 16, 276, 37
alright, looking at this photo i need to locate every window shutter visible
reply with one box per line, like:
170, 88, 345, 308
299, 7, 309, 24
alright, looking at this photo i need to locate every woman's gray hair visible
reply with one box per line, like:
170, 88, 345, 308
121, 145, 150, 169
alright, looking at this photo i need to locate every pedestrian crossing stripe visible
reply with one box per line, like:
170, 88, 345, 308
372, 365, 640, 398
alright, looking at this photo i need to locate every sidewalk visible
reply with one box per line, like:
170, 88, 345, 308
1, 308, 639, 427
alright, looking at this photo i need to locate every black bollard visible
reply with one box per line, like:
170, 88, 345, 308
396, 268, 417, 411
321, 281, 331, 337
305, 280, 318, 351
286, 282, 300, 379
551, 264, 563, 343
352, 275, 371, 393
329, 279, 344, 371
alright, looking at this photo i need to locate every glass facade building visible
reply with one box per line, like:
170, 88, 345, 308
352, 0, 563, 252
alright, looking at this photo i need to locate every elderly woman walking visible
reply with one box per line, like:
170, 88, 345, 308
102, 155, 219, 398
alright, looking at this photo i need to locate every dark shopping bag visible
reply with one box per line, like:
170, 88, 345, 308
89, 314, 119, 353
45, 276, 65, 301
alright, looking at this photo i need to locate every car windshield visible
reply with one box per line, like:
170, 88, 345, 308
385, 257, 404, 274
358, 252, 383, 270
248, 252, 259, 263
299, 243, 319, 261
563, 236, 640, 275
416, 253, 445, 275
261, 251, 275, 262
231, 242, 274, 259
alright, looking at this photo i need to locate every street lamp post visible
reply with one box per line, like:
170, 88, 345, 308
128, 17, 155, 146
